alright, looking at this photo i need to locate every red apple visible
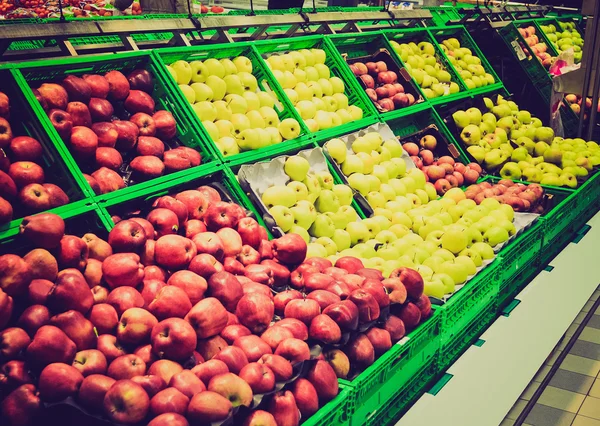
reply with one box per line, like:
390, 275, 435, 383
117, 307, 158, 346
107, 354, 146, 380
268, 390, 300, 426
291, 378, 319, 418
103, 379, 150, 424
187, 390, 232, 424
153, 110, 177, 140
151, 318, 197, 361
208, 372, 253, 408
38, 362, 84, 402
191, 359, 229, 385
239, 362, 275, 393
154, 235, 196, 271
147, 359, 183, 385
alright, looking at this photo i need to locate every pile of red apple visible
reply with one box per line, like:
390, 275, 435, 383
402, 135, 482, 195
349, 61, 417, 112
0, 91, 71, 226
464, 180, 546, 212
31, 68, 201, 195
518, 26, 554, 69
0, 178, 430, 426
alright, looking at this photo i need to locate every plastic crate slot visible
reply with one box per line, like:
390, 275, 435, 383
501, 299, 521, 317
427, 373, 453, 396
544, 265, 555, 272
474, 339, 485, 347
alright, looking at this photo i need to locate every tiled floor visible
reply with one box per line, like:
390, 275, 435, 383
502, 288, 600, 426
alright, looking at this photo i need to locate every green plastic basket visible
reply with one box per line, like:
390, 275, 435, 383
382, 28, 469, 106
576, 169, 600, 215
252, 35, 379, 141
153, 42, 313, 166
0, 200, 109, 251
0, 68, 93, 239
361, 351, 439, 426
424, 6, 462, 26
497, 21, 553, 104
437, 293, 498, 372
304, 383, 351, 426
96, 163, 269, 233
343, 308, 441, 426
15, 50, 219, 202
428, 25, 502, 96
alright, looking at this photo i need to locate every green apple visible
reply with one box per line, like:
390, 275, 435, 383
290, 200, 317, 230
455, 255, 477, 275
262, 185, 296, 208
284, 156, 310, 182
452, 110, 470, 129
346, 221, 370, 245
193, 101, 217, 122
347, 173, 369, 195
269, 205, 294, 231
246, 110, 265, 128
325, 138, 348, 163
309, 214, 335, 238
366, 192, 386, 209
460, 125, 482, 146
332, 184, 353, 206
287, 181, 309, 201
179, 84, 196, 104
317, 172, 334, 190
341, 155, 364, 176
441, 229, 468, 254
331, 229, 351, 251
216, 137, 239, 157
314, 237, 338, 256
306, 243, 328, 259
171, 60, 192, 84
499, 162, 522, 180
278, 118, 301, 140
315, 190, 340, 213
483, 226, 509, 246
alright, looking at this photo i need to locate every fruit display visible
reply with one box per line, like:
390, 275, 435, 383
517, 25, 555, 69
388, 37, 461, 100
347, 53, 421, 113
438, 37, 497, 90
465, 179, 547, 213
28, 67, 202, 195
240, 134, 518, 299
399, 127, 482, 195
261, 47, 366, 133
164, 54, 302, 157
451, 94, 600, 187
0, 86, 82, 227
539, 21, 584, 63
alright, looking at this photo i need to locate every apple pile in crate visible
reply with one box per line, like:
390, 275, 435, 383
0, 186, 430, 425
349, 60, 418, 112
265, 49, 365, 132
166, 56, 302, 157
0, 92, 72, 226
454, 95, 600, 188
401, 134, 482, 196
31, 68, 199, 195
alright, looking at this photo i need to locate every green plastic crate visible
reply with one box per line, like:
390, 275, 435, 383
382, 28, 469, 106
153, 42, 313, 166
363, 355, 439, 426
0, 68, 93, 239
428, 25, 503, 96
560, 100, 581, 138
439, 294, 498, 372
0, 200, 109, 251
253, 35, 379, 141
439, 256, 500, 346
96, 163, 270, 233
424, 6, 462, 26
327, 32, 427, 120
15, 50, 219, 202
343, 308, 441, 426
304, 383, 351, 426
576, 170, 600, 215
497, 21, 553, 104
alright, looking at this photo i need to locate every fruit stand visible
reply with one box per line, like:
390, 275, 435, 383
0, 3, 599, 426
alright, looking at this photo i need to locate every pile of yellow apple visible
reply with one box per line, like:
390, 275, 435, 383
454, 95, 599, 187
388, 39, 461, 99
263, 48, 364, 133
439, 37, 497, 90
540, 21, 584, 63
166, 57, 301, 157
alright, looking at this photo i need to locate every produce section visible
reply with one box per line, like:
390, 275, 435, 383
0, 5, 599, 426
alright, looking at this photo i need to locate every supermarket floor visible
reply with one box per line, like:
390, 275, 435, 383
502, 288, 600, 426
396, 211, 600, 426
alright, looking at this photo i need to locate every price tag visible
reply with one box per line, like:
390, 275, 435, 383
511, 40, 526, 61
397, 336, 411, 346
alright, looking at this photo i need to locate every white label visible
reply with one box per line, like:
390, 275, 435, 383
397, 336, 411, 346
511, 40, 527, 61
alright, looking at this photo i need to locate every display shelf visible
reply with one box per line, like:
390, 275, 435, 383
343, 307, 441, 426
0, 67, 94, 239
14, 50, 219, 203
153, 42, 313, 166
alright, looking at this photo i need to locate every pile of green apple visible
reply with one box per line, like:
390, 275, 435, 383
264, 48, 364, 133
388, 39, 461, 99
539, 21, 584, 63
439, 37, 497, 90
453, 95, 599, 187
166, 57, 301, 157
